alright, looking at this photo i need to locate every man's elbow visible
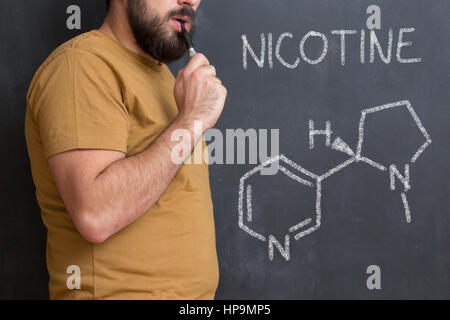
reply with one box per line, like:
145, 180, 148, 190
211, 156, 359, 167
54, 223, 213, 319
73, 212, 111, 244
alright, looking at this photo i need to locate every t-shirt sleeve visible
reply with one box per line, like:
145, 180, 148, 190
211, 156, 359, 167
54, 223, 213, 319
29, 48, 129, 159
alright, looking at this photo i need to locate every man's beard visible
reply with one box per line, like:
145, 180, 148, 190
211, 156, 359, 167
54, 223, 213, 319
127, 0, 196, 64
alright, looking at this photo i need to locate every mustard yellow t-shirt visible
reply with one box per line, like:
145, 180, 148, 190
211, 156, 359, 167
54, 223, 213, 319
24, 30, 219, 300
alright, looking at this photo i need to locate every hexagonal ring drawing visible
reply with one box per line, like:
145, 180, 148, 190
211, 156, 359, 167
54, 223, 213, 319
238, 154, 322, 243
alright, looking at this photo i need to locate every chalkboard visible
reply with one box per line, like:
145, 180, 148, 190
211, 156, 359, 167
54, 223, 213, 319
1, 0, 448, 299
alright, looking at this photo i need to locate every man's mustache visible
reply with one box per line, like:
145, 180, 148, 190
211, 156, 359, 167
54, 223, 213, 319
167, 7, 196, 23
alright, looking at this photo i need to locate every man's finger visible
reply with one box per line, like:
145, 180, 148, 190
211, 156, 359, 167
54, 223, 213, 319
211, 76, 222, 85
176, 68, 184, 80
194, 65, 216, 78
183, 53, 210, 79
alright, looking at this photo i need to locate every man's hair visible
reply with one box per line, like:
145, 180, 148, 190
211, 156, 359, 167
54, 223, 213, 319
105, 0, 111, 10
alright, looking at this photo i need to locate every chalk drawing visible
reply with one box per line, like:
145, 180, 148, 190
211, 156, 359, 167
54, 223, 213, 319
390, 164, 411, 192
246, 184, 253, 222
356, 100, 431, 165
268, 235, 290, 261
242, 29, 422, 69
331, 30, 358, 66
300, 31, 329, 65
370, 28, 393, 64
276, 33, 301, 69
238, 100, 431, 261
289, 218, 313, 233
397, 28, 422, 64
331, 137, 355, 156
401, 192, 412, 223
309, 120, 332, 149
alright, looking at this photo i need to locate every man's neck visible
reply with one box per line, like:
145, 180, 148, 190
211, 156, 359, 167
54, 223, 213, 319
99, 5, 161, 65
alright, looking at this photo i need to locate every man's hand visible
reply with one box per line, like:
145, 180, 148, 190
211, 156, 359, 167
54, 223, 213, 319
173, 53, 227, 132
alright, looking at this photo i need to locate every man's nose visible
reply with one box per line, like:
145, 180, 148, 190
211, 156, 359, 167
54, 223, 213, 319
177, 0, 201, 9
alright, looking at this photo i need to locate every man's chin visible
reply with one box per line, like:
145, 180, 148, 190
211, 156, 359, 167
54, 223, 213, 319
133, 27, 187, 63
143, 47, 186, 64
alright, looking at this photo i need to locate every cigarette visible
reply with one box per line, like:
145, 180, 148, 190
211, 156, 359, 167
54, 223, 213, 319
179, 20, 197, 57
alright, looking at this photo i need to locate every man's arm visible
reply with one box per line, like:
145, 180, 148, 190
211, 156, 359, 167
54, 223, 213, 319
49, 116, 198, 244
48, 54, 227, 243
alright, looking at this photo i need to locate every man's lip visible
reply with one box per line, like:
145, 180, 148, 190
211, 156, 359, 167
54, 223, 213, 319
171, 16, 191, 32
172, 15, 191, 24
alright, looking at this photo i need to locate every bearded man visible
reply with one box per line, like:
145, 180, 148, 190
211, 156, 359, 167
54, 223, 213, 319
25, 0, 227, 300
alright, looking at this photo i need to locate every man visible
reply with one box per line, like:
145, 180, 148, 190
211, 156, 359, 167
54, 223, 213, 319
24, 0, 227, 300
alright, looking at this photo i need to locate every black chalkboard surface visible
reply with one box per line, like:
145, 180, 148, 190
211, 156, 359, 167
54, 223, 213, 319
1, 0, 448, 299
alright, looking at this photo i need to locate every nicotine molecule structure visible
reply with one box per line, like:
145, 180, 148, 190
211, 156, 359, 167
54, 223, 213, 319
238, 100, 432, 261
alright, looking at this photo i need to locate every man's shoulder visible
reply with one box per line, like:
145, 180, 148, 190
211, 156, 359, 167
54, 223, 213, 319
39, 30, 108, 71
26, 31, 118, 108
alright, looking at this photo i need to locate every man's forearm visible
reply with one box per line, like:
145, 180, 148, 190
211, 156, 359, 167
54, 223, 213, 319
83, 116, 202, 241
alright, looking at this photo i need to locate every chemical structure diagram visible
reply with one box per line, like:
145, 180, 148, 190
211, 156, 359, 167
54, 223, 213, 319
238, 100, 432, 261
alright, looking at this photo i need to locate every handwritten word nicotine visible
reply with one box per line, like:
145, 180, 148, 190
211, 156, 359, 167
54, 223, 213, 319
242, 5, 422, 69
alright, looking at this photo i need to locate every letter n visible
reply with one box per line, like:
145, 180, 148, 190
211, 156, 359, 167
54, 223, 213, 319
268, 235, 290, 261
